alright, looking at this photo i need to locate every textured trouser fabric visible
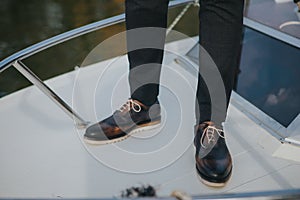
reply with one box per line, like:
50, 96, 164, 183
125, 0, 244, 125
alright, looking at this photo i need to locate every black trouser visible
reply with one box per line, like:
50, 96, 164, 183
125, 0, 244, 126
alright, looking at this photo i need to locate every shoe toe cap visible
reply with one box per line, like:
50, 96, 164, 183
197, 157, 232, 183
85, 123, 108, 140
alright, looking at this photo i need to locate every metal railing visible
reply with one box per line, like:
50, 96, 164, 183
0, 0, 193, 128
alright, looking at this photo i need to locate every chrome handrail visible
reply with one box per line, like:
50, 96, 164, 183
0, 0, 193, 128
0, 14, 125, 73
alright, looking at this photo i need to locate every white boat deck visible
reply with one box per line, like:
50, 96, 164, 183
0, 38, 299, 198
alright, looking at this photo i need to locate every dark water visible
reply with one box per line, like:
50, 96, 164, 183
0, 0, 199, 97
0, 0, 124, 59
0, 0, 124, 97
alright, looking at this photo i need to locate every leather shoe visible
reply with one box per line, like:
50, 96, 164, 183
84, 99, 161, 145
194, 121, 232, 187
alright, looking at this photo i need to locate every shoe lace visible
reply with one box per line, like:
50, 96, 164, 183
119, 99, 142, 113
200, 125, 225, 149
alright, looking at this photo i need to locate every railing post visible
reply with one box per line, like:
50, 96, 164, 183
13, 60, 89, 129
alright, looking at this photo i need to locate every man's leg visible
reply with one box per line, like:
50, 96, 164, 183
196, 0, 244, 125
84, 0, 169, 144
126, 0, 169, 106
194, 0, 244, 187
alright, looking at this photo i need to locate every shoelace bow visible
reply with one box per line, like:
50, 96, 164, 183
200, 125, 225, 149
119, 99, 142, 113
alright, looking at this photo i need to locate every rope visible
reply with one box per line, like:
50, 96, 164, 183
279, 21, 300, 30
166, 0, 200, 36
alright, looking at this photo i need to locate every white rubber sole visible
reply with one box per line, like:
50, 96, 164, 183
197, 175, 226, 188
84, 121, 161, 145
196, 169, 230, 188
